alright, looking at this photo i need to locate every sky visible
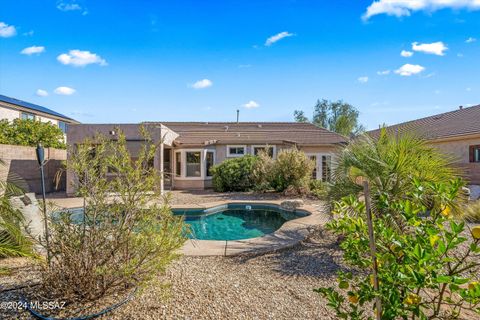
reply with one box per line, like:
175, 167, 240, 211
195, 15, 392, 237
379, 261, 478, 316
0, 0, 479, 130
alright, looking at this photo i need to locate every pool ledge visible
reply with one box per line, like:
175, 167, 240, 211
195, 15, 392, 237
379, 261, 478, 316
175, 200, 330, 256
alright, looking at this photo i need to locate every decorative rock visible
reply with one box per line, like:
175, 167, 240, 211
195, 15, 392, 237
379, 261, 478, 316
280, 199, 304, 211
467, 185, 480, 201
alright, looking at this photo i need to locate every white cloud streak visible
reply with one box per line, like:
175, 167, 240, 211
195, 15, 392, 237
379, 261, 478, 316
401, 50, 413, 57
57, 1, 82, 11
377, 70, 391, 75
363, 0, 480, 20
265, 31, 295, 46
466, 37, 477, 43
191, 79, 213, 89
412, 41, 448, 56
0, 22, 16, 38
57, 50, 107, 67
358, 76, 369, 83
36, 89, 48, 97
243, 100, 260, 109
21, 46, 45, 55
54, 86, 76, 95
395, 64, 425, 76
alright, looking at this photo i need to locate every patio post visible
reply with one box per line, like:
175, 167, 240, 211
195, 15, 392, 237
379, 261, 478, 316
160, 141, 164, 194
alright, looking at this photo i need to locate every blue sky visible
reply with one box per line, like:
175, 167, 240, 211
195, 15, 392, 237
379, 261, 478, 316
0, 0, 479, 129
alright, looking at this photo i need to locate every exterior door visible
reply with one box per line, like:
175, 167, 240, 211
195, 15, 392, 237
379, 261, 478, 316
306, 153, 332, 182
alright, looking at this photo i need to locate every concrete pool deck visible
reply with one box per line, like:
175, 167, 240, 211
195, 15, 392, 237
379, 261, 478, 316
42, 195, 330, 257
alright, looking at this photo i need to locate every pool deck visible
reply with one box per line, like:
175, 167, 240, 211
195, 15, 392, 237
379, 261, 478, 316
43, 196, 330, 257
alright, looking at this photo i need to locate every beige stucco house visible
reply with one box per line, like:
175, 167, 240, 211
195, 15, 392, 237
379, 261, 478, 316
368, 105, 480, 184
0, 94, 79, 133
66, 122, 347, 195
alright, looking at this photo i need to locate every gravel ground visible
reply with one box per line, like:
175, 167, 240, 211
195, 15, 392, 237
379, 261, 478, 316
0, 227, 344, 320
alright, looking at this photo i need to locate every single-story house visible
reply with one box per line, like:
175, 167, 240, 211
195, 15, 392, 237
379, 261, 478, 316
368, 104, 480, 184
66, 122, 347, 194
0, 94, 79, 134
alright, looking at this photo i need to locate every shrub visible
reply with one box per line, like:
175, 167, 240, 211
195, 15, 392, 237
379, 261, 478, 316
317, 179, 480, 319
251, 150, 275, 191
331, 129, 462, 216
211, 155, 259, 192
309, 179, 329, 199
40, 129, 186, 301
465, 200, 480, 222
0, 118, 66, 149
270, 148, 314, 194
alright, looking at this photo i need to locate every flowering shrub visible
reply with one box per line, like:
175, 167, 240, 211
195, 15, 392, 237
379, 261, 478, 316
316, 180, 480, 319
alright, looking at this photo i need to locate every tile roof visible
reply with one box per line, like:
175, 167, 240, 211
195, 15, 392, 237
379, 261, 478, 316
368, 105, 480, 140
144, 121, 348, 146
0, 94, 77, 122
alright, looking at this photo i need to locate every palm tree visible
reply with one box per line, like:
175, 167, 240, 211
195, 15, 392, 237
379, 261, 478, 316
0, 159, 33, 258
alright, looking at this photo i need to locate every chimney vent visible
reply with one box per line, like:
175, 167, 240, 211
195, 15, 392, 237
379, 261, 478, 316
236, 109, 240, 123
459, 105, 463, 110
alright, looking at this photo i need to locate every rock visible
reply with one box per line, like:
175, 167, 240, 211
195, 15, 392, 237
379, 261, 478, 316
280, 199, 304, 211
467, 185, 480, 201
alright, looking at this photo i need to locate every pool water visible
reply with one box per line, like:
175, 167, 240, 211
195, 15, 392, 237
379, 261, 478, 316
173, 206, 305, 241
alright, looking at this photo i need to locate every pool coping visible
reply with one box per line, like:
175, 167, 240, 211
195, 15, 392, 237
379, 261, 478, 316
173, 200, 330, 256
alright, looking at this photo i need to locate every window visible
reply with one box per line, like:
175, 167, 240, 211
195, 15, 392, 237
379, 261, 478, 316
309, 155, 317, 180
322, 155, 332, 182
186, 151, 201, 177
253, 146, 275, 158
206, 151, 214, 177
21, 112, 35, 120
470, 145, 480, 163
58, 121, 68, 134
227, 145, 246, 157
175, 152, 182, 176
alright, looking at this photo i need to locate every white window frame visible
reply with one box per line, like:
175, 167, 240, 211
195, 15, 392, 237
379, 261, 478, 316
306, 152, 335, 182
226, 145, 247, 157
252, 145, 277, 159
174, 149, 216, 180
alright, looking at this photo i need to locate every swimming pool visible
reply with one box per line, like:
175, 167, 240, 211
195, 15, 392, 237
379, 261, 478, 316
174, 203, 309, 241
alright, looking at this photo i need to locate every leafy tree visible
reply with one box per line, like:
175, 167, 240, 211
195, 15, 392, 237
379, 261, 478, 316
317, 180, 480, 319
330, 129, 461, 218
40, 129, 186, 301
0, 119, 66, 149
294, 99, 364, 136
269, 148, 315, 194
293, 110, 309, 123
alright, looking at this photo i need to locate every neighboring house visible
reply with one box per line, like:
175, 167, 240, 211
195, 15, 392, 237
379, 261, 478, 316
66, 122, 347, 194
368, 104, 480, 184
0, 94, 79, 134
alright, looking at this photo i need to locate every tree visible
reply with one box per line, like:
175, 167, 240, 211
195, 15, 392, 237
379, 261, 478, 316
294, 99, 364, 136
293, 110, 309, 123
0, 119, 66, 149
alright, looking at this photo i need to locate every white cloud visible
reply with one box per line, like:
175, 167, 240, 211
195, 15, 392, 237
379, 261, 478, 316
265, 31, 295, 46
0, 22, 16, 38
457, 53, 464, 57
401, 50, 413, 57
394, 64, 425, 76
412, 41, 447, 56
358, 76, 369, 83
466, 37, 477, 43
36, 89, 48, 97
363, 0, 480, 20
23, 30, 34, 36
57, 50, 107, 67
466, 87, 472, 91
57, 1, 82, 11
377, 70, 391, 75
20, 46, 45, 55
191, 79, 213, 89
54, 86, 76, 95
243, 100, 260, 109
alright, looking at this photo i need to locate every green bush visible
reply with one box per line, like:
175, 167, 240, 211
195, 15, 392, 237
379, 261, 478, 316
251, 150, 275, 191
270, 148, 315, 194
317, 179, 480, 319
0, 118, 66, 149
309, 179, 329, 199
211, 155, 259, 192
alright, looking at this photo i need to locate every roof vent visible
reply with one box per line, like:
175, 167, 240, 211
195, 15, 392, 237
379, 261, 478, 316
224, 125, 229, 131
459, 105, 463, 110
237, 133, 241, 137
258, 124, 262, 128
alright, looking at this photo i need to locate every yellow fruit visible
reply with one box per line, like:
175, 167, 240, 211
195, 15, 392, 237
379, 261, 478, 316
404, 293, 421, 305
441, 206, 451, 217
468, 281, 479, 290
472, 226, 480, 240
348, 295, 359, 304
429, 235, 440, 247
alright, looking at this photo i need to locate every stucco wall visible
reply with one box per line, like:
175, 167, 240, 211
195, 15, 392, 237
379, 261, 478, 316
0, 144, 67, 194
0, 106, 19, 122
431, 136, 480, 184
